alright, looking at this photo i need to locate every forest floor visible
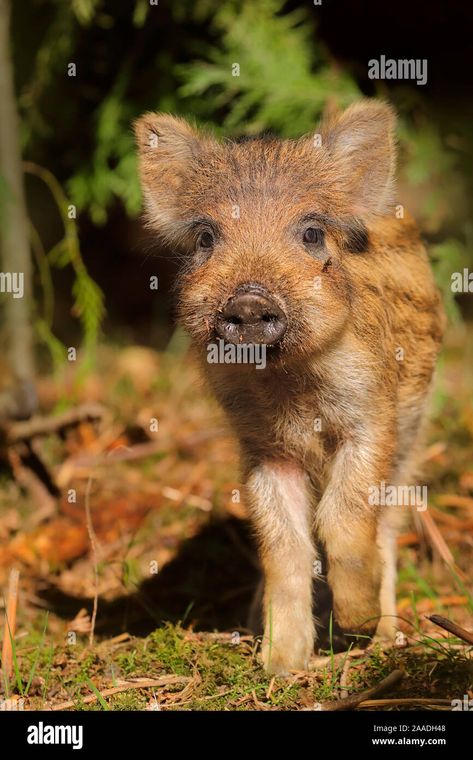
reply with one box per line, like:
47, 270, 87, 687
0, 325, 472, 711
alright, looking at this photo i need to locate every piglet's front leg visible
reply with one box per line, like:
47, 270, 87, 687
315, 436, 393, 638
246, 462, 316, 675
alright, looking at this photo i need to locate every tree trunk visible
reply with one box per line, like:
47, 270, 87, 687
0, 0, 36, 419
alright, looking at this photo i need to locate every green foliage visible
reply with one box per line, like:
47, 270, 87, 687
36, 319, 67, 368
71, 0, 102, 26
68, 75, 142, 224
431, 237, 471, 324
403, 123, 458, 186
72, 268, 106, 351
13, 0, 473, 343
132, 0, 150, 28
179, 0, 359, 136
20, 3, 77, 143
24, 162, 105, 369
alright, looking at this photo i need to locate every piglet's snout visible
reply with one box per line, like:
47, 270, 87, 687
216, 284, 287, 346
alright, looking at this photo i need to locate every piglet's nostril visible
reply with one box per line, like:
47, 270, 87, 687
216, 285, 287, 346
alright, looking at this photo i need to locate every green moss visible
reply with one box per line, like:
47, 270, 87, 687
10, 618, 473, 711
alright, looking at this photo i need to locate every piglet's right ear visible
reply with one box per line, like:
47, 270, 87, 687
133, 113, 204, 236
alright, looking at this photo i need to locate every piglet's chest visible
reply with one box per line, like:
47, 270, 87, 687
226, 370, 351, 465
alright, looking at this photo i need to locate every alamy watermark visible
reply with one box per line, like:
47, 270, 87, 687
207, 338, 266, 369
27, 722, 83, 749
368, 56, 428, 86
451, 695, 473, 711
451, 268, 473, 293
0, 271, 24, 298
368, 481, 428, 511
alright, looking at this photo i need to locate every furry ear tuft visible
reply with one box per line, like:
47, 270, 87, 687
133, 112, 202, 163
320, 100, 397, 217
133, 113, 206, 237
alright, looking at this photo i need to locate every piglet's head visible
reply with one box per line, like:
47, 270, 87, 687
134, 100, 396, 365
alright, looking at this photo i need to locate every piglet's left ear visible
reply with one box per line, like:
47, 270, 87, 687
320, 100, 397, 218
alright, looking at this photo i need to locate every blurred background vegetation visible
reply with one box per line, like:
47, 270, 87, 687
1, 0, 473, 380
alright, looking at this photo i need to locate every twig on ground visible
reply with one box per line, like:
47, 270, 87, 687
252, 689, 271, 710
67, 608, 91, 635
45, 676, 192, 711
428, 614, 473, 646
7, 403, 105, 444
266, 676, 276, 700
309, 648, 367, 669
56, 440, 164, 488
161, 672, 199, 707
417, 510, 465, 579
1, 568, 20, 681
84, 476, 99, 647
317, 669, 405, 711
359, 698, 451, 709
339, 656, 351, 699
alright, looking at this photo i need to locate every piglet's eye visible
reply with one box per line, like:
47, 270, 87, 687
198, 230, 214, 249
303, 227, 324, 246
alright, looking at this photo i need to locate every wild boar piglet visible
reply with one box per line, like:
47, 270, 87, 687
135, 100, 444, 674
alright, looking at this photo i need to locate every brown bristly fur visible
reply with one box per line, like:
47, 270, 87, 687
134, 101, 445, 675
